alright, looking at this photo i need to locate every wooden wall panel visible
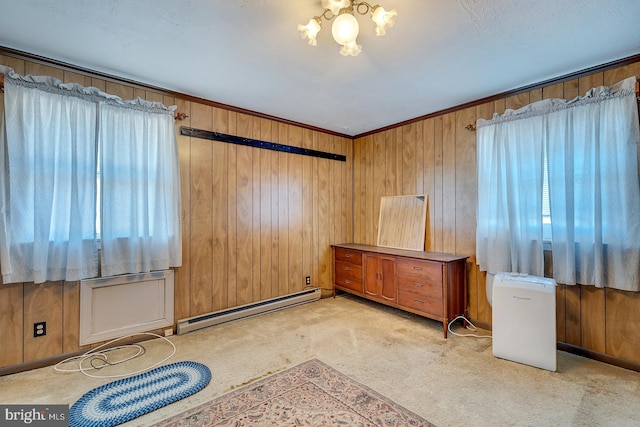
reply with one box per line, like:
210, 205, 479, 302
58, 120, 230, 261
259, 119, 274, 299
190, 103, 214, 316
277, 125, 289, 295
455, 107, 477, 319
606, 289, 640, 363
288, 126, 303, 294
212, 108, 230, 312
62, 281, 89, 354
581, 286, 606, 353
372, 132, 386, 241
316, 133, 332, 286
174, 98, 191, 322
402, 123, 417, 194
251, 117, 262, 300
235, 113, 253, 305
433, 116, 444, 252
0, 282, 23, 366
441, 113, 456, 254
422, 119, 435, 252
23, 282, 63, 362
302, 129, 314, 289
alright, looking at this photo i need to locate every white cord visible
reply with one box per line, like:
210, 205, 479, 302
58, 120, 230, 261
54, 332, 176, 379
447, 315, 492, 339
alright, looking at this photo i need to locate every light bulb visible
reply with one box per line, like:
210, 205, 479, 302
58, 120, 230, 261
332, 12, 359, 45
371, 6, 397, 36
339, 40, 362, 56
298, 18, 322, 46
321, 0, 351, 16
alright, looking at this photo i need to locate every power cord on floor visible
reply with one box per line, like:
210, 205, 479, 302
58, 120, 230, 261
53, 332, 176, 379
447, 315, 492, 339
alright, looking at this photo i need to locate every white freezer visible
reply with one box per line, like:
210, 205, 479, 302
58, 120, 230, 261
492, 272, 557, 371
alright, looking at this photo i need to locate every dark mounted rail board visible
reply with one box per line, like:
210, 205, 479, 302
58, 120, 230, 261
180, 127, 347, 161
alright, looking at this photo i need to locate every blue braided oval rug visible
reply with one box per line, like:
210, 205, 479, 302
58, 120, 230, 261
69, 361, 211, 427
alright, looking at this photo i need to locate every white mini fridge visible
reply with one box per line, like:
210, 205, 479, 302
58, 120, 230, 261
492, 273, 557, 371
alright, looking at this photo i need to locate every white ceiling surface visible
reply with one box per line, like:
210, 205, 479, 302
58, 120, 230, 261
1, 1, 639, 136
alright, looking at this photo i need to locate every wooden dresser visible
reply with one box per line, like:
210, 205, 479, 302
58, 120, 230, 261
332, 243, 468, 338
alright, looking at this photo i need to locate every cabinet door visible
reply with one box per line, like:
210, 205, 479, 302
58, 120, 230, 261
364, 254, 396, 302
380, 256, 396, 302
364, 254, 381, 297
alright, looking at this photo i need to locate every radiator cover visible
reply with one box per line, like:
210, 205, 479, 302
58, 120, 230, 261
177, 288, 321, 335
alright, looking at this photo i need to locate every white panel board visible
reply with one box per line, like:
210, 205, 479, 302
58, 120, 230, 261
80, 270, 174, 345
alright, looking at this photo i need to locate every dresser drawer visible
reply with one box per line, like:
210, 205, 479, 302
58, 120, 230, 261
335, 275, 363, 292
335, 247, 363, 265
398, 290, 443, 317
396, 259, 442, 282
335, 260, 363, 292
397, 275, 443, 299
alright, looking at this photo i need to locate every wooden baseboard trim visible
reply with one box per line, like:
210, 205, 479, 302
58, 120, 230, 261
557, 342, 640, 373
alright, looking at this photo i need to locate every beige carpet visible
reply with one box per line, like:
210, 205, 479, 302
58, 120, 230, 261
0, 294, 639, 426
153, 358, 433, 426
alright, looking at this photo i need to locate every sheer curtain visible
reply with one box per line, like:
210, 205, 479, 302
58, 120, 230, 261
476, 76, 640, 291
99, 102, 182, 277
0, 65, 182, 284
476, 110, 545, 276
0, 69, 99, 284
547, 77, 640, 290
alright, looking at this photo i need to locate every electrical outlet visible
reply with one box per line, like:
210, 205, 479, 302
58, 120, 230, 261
305, 276, 311, 285
164, 328, 174, 337
34, 321, 46, 338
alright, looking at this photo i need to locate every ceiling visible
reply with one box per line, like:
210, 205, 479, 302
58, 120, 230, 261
1, 0, 639, 136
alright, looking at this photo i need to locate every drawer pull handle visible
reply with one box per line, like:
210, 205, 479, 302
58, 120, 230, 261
412, 266, 423, 271
413, 283, 424, 287
344, 267, 351, 271
414, 299, 424, 304
345, 280, 352, 284
365, 290, 376, 296
345, 254, 352, 258
382, 295, 394, 301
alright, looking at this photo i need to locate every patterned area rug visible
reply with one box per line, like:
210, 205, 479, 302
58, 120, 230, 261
70, 361, 211, 427
153, 358, 434, 426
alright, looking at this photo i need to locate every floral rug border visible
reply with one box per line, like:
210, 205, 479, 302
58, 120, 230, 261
153, 358, 434, 426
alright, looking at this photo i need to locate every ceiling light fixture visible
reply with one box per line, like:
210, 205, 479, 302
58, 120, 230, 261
298, 0, 397, 57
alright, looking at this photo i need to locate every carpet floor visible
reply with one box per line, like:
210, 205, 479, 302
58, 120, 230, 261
0, 294, 639, 426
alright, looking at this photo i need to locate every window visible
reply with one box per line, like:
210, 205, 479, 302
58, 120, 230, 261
0, 66, 181, 284
477, 76, 640, 291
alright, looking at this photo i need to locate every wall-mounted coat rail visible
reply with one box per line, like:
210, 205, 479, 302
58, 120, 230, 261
180, 127, 346, 162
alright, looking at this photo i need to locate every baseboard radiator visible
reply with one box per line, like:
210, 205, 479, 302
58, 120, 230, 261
176, 288, 321, 335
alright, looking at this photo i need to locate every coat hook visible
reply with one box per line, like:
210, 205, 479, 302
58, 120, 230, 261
174, 112, 189, 121
465, 123, 476, 131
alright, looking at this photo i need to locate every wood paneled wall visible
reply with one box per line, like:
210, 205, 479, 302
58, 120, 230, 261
0, 54, 352, 369
353, 59, 640, 366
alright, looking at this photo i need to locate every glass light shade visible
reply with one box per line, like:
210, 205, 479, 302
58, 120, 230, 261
298, 18, 322, 46
321, 0, 351, 16
371, 6, 397, 36
339, 40, 362, 56
332, 12, 359, 45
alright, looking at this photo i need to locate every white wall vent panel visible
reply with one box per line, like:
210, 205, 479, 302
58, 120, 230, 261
80, 270, 174, 345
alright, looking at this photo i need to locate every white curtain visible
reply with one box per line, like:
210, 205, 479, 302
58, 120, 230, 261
0, 74, 99, 284
547, 77, 640, 290
476, 76, 640, 291
0, 65, 181, 284
476, 109, 545, 276
99, 102, 182, 277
